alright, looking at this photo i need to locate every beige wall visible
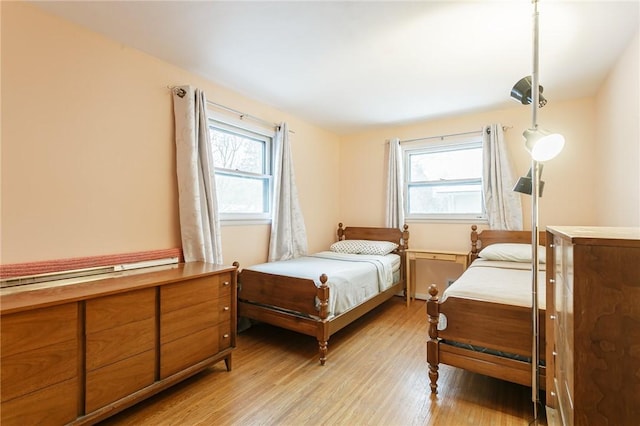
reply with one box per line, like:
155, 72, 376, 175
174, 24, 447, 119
1, 2, 341, 267
340, 97, 599, 253
595, 31, 640, 226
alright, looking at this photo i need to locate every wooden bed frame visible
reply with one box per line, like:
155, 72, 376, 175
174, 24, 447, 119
427, 224, 546, 393
238, 223, 409, 365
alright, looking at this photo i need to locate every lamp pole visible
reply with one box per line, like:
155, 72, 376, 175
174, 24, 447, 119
530, 0, 541, 419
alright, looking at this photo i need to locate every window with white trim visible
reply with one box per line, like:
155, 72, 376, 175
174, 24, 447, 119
404, 137, 486, 221
209, 119, 273, 222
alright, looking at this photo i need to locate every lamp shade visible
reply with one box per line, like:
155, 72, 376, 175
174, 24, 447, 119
510, 76, 547, 108
523, 128, 565, 161
513, 167, 545, 196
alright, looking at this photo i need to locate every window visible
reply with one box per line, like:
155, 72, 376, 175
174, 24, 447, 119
209, 119, 273, 222
404, 137, 486, 221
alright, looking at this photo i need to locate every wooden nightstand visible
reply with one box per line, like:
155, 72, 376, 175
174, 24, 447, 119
404, 249, 468, 306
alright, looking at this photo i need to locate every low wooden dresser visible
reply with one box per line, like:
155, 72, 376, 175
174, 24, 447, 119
0, 262, 237, 425
545, 226, 640, 426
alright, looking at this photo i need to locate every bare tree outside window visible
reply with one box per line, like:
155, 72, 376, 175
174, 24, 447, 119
209, 122, 272, 219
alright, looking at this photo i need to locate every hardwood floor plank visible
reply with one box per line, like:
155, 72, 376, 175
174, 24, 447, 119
99, 297, 546, 426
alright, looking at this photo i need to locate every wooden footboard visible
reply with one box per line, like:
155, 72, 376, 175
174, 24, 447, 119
239, 272, 403, 365
238, 269, 329, 319
427, 284, 546, 393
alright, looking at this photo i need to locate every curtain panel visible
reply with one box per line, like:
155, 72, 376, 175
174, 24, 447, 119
385, 137, 405, 230
172, 85, 223, 264
268, 123, 308, 261
482, 124, 523, 230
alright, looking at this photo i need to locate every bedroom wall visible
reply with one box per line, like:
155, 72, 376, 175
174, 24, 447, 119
594, 30, 640, 227
339, 97, 598, 252
1, 2, 341, 269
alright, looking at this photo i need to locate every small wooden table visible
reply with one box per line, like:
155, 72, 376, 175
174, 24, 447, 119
405, 249, 469, 306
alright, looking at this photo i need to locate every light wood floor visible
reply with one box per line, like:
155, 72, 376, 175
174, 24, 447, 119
100, 297, 547, 426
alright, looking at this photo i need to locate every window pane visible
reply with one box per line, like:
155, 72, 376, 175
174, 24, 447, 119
216, 174, 269, 213
409, 147, 482, 181
408, 184, 483, 214
210, 129, 265, 174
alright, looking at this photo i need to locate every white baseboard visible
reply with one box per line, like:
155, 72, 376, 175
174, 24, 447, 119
414, 292, 430, 301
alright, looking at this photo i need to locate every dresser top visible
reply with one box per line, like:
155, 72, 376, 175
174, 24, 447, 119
1, 262, 236, 314
546, 226, 640, 246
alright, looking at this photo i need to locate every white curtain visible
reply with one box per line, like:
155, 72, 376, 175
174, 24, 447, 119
172, 85, 223, 264
268, 123, 308, 261
482, 124, 523, 230
385, 138, 405, 229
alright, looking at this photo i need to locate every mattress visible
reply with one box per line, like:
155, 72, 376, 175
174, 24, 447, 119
243, 251, 400, 317
441, 258, 546, 309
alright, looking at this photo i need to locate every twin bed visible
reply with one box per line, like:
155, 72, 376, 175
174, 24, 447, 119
427, 225, 545, 393
237, 223, 409, 365
237, 222, 543, 397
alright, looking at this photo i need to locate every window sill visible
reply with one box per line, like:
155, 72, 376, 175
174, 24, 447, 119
221, 218, 271, 227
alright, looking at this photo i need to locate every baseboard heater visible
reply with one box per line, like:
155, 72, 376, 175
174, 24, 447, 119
0, 257, 179, 289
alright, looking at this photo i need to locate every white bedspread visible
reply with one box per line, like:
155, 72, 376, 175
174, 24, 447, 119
244, 251, 400, 316
441, 259, 546, 309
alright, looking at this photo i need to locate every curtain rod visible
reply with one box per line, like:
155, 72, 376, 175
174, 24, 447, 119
206, 99, 279, 130
398, 125, 512, 144
169, 85, 293, 133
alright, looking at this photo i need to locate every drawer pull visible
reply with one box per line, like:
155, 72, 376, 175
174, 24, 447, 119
223, 306, 230, 311
222, 281, 230, 286
550, 315, 556, 320
223, 333, 229, 339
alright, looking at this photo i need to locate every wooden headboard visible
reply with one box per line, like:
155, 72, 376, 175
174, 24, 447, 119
336, 223, 410, 251
470, 224, 546, 261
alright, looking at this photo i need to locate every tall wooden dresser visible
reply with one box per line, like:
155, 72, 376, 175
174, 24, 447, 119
545, 226, 640, 426
1, 262, 237, 425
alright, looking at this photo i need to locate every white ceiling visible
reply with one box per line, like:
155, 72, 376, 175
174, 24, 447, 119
30, 1, 639, 135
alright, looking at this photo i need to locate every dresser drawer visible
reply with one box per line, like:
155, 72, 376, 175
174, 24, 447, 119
1, 303, 78, 404
1, 339, 77, 402
1, 378, 78, 426
85, 349, 155, 413
1, 303, 77, 356
86, 288, 155, 333
161, 326, 218, 378
161, 300, 218, 343
86, 316, 155, 370
161, 274, 231, 313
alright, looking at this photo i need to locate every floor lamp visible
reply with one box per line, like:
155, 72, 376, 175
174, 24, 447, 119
510, 0, 565, 420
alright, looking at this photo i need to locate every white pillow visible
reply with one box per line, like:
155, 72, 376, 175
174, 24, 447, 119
478, 243, 546, 263
330, 240, 399, 256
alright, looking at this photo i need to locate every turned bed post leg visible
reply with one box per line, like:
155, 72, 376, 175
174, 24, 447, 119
318, 340, 328, 366
426, 284, 440, 394
317, 274, 330, 365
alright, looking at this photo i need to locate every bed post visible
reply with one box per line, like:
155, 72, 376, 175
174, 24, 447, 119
401, 224, 409, 251
317, 273, 330, 365
470, 224, 480, 263
426, 284, 440, 393
337, 223, 345, 241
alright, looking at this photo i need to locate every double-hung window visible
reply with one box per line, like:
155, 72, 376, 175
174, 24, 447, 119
208, 119, 273, 223
404, 136, 486, 222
